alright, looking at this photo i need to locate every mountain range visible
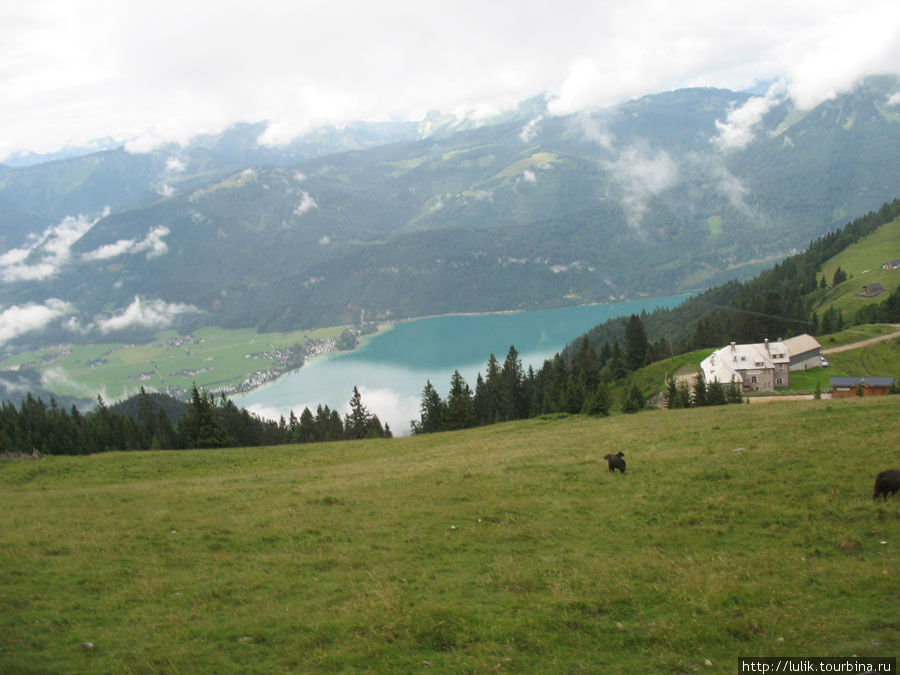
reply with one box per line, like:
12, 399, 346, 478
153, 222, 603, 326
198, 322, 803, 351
2, 75, 900, 348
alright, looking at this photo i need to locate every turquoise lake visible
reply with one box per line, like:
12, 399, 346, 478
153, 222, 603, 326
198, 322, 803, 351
235, 295, 689, 435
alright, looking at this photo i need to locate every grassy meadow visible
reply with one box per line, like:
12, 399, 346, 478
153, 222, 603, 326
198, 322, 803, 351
813, 216, 900, 321
2, 396, 899, 672
0, 325, 350, 401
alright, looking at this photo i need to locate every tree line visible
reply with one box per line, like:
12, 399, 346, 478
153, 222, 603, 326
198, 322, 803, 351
411, 314, 663, 434
0, 385, 390, 457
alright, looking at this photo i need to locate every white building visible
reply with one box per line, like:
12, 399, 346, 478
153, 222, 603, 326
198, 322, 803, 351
700, 339, 791, 392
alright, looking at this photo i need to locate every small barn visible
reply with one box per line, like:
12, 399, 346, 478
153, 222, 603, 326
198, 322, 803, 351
830, 376, 897, 398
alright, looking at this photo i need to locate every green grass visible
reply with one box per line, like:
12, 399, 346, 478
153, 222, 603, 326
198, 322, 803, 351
812, 217, 900, 321
0, 325, 351, 401
2, 397, 898, 671
816, 323, 900, 350
775, 324, 900, 394
614, 348, 715, 402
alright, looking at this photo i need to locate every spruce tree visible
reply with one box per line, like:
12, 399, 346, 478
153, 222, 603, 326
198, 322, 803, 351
299, 407, 316, 443
444, 370, 475, 430
726, 378, 744, 404
624, 314, 650, 372
584, 379, 611, 416
482, 354, 503, 424
499, 346, 525, 421
692, 371, 708, 407
413, 380, 444, 434
622, 383, 645, 413
345, 386, 372, 439
664, 375, 678, 409
707, 379, 727, 405
571, 336, 601, 396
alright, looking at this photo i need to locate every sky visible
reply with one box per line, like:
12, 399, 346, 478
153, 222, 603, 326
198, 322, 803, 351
2, 0, 900, 162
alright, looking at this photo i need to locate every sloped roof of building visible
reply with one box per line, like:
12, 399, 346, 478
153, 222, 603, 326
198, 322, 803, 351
782, 334, 820, 357
700, 340, 789, 384
830, 377, 897, 387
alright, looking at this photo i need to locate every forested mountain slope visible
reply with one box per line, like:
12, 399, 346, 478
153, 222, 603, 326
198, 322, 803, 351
3, 77, 900, 346
564, 199, 900, 360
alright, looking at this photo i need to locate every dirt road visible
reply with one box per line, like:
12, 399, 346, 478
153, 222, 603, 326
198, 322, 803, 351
821, 325, 900, 354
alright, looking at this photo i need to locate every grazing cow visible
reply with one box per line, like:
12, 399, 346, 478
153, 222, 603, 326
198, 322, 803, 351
604, 451, 626, 473
873, 469, 900, 500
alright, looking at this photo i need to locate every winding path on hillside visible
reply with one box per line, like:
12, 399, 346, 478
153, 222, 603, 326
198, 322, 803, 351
821, 325, 900, 354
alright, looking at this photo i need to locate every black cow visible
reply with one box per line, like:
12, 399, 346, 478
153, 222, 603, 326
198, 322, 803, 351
604, 451, 626, 473
873, 469, 900, 500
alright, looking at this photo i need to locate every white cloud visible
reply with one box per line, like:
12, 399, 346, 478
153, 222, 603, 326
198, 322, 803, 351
519, 116, 542, 143
166, 156, 185, 173
888, 92, 900, 106
713, 85, 784, 151
0, 299, 71, 345
154, 156, 187, 196
575, 113, 615, 150
247, 385, 419, 437
294, 192, 318, 216
520, 170, 537, 183
82, 237, 137, 261
41, 366, 110, 400
0, 376, 30, 395
710, 164, 752, 213
94, 296, 200, 333
345, 386, 419, 435
2, 2, 899, 161
1, 213, 101, 282
82, 225, 170, 261
133, 226, 170, 259
606, 144, 678, 230
784, 4, 900, 109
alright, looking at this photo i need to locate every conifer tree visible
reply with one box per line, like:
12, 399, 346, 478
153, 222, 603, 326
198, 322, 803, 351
692, 370, 708, 407
299, 407, 316, 443
571, 336, 601, 395
624, 314, 650, 372
413, 380, 444, 434
444, 370, 475, 430
584, 379, 611, 416
622, 382, 645, 413
499, 345, 525, 421
481, 354, 503, 424
345, 386, 372, 439
676, 380, 692, 408
664, 374, 679, 409
562, 375, 584, 414
179, 386, 230, 448
726, 378, 744, 404
707, 379, 727, 405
